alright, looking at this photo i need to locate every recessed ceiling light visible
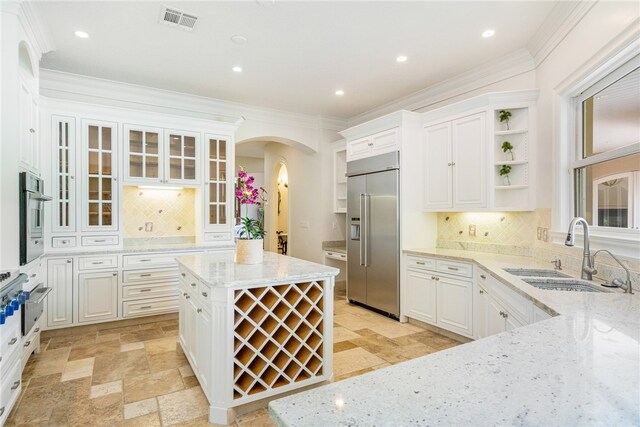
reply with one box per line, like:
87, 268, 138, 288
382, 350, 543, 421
396, 55, 408, 63
335, 90, 344, 96
74, 30, 89, 39
231, 34, 248, 45
482, 29, 495, 38
232, 66, 243, 73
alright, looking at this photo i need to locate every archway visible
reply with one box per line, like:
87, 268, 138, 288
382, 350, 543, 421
273, 163, 289, 255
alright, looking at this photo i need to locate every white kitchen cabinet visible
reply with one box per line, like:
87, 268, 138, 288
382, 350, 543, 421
403, 255, 473, 338
346, 128, 399, 161
82, 120, 118, 232
196, 306, 211, 396
404, 269, 436, 324
19, 78, 40, 175
166, 130, 200, 184
204, 134, 232, 229
51, 116, 76, 234
185, 293, 199, 369
78, 271, 119, 323
46, 258, 74, 328
124, 124, 163, 184
333, 140, 347, 213
532, 305, 552, 323
423, 113, 486, 211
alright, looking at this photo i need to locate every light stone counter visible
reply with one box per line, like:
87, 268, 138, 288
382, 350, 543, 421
269, 248, 639, 426
176, 251, 339, 288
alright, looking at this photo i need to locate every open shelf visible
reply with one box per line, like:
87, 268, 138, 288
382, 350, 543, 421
494, 160, 528, 166
494, 129, 528, 136
495, 185, 528, 190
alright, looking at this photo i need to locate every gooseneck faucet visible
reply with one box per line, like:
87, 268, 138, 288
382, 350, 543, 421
591, 249, 634, 294
565, 217, 596, 280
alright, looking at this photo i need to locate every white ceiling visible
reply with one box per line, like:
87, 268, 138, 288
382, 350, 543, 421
36, 1, 559, 119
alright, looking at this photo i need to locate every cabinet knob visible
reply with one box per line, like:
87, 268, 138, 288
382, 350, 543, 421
480, 274, 486, 279
11, 380, 20, 390
70, 176, 75, 180
499, 311, 504, 316
183, 292, 188, 297
23, 340, 31, 347
186, 295, 191, 299
8, 337, 18, 346
503, 312, 508, 318
451, 162, 456, 166
197, 308, 202, 313
112, 273, 117, 276
202, 292, 208, 297
448, 162, 452, 166
191, 283, 196, 287
29, 128, 35, 133
34, 328, 40, 333
479, 289, 484, 294
67, 259, 72, 263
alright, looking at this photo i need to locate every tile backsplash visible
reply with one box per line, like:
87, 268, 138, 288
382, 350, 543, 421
437, 209, 639, 287
123, 186, 196, 239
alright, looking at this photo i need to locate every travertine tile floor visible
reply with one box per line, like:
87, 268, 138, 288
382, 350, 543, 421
6, 297, 460, 427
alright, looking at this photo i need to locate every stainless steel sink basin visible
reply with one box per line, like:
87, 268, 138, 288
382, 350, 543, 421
521, 278, 608, 292
504, 268, 571, 278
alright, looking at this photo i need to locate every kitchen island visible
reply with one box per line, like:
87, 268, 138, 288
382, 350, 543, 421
176, 251, 339, 425
269, 248, 639, 426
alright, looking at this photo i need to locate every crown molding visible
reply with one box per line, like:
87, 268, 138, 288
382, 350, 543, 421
40, 69, 346, 132
527, 1, 597, 68
347, 48, 536, 127
18, 0, 55, 59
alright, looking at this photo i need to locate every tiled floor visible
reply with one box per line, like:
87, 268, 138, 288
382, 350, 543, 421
6, 297, 460, 426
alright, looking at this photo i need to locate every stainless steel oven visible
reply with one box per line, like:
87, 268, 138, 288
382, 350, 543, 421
19, 172, 52, 265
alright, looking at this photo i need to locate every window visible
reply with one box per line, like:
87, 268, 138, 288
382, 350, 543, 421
573, 58, 640, 230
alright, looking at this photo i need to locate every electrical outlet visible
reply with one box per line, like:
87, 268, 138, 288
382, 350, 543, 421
537, 227, 542, 240
145, 222, 153, 232
542, 228, 549, 242
469, 225, 476, 237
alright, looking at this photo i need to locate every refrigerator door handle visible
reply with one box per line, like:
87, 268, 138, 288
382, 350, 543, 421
364, 193, 371, 267
359, 193, 365, 266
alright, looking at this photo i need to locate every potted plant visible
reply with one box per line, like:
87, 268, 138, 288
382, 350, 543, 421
499, 164, 512, 186
235, 166, 267, 264
499, 110, 512, 130
501, 140, 514, 161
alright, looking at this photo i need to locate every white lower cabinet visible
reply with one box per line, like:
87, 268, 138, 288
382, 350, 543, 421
475, 270, 532, 339
196, 307, 211, 397
78, 271, 118, 323
404, 256, 473, 338
47, 258, 74, 328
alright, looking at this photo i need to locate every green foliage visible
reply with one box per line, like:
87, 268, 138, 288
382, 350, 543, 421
499, 165, 512, 176
498, 110, 512, 123
239, 216, 266, 240
501, 141, 514, 152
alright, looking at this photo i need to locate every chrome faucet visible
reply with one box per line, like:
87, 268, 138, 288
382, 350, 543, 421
565, 217, 596, 280
591, 249, 634, 294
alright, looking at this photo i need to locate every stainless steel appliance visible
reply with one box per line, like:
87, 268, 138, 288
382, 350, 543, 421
347, 151, 400, 318
0, 272, 27, 326
19, 172, 52, 265
22, 283, 50, 336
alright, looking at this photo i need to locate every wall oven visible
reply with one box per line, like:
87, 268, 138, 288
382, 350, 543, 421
19, 172, 52, 266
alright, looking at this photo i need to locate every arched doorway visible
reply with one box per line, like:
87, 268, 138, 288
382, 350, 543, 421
274, 163, 289, 255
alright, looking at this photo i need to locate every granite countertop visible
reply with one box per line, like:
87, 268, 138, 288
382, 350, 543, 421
322, 240, 347, 254
176, 251, 339, 288
269, 248, 640, 426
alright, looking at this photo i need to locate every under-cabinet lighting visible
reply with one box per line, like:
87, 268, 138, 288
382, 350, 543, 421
396, 55, 408, 63
335, 90, 344, 96
74, 30, 90, 39
138, 186, 184, 191
482, 29, 495, 38
232, 66, 243, 73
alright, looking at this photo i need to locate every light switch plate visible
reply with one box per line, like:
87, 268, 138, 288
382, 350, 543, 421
469, 225, 476, 237
537, 227, 542, 240
145, 222, 153, 232
542, 228, 549, 242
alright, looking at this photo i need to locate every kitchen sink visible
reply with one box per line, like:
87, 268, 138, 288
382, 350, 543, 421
521, 278, 608, 293
503, 268, 571, 278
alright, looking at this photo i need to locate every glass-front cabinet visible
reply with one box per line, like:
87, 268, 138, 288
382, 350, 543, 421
82, 120, 118, 231
52, 116, 76, 232
205, 134, 230, 228
123, 126, 200, 185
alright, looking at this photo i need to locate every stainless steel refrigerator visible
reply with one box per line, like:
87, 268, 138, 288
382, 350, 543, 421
347, 151, 399, 318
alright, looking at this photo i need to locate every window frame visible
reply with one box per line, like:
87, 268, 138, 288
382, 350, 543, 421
552, 45, 640, 258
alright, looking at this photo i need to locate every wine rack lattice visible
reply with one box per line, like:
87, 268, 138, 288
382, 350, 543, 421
233, 281, 324, 399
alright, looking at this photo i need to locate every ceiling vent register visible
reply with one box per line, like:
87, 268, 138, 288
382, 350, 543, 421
159, 5, 198, 31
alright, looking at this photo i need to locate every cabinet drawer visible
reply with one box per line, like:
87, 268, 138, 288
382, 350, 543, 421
22, 259, 44, 291
0, 315, 21, 376
52, 236, 77, 248
436, 259, 473, 278
82, 235, 119, 246
478, 270, 531, 323
78, 255, 119, 270
123, 268, 179, 283
1, 358, 22, 424
123, 253, 192, 269
204, 232, 231, 242
406, 256, 436, 271
123, 297, 179, 318
324, 250, 347, 261
197, 281, 211, 302
122, 282, 179, 300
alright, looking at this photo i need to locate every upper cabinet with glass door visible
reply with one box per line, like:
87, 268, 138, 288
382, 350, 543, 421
123, 126, 200, 185
204, 134, 231, 229
82, 120, 118, 231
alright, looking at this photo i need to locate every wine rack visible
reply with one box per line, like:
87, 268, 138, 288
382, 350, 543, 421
232, 281, 324, 399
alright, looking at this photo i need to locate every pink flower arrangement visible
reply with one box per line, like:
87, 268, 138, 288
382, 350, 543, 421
236, 166, 267, 239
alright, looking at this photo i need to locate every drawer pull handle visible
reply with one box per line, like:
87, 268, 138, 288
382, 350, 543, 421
447, 267, 459, 271
140, 289, 151, 292
181, 273, 186, 277
67, 259, 72, 263
197, 308, 202, 313
479, 289, 485, 294
191, 283, 196, 287
183, 292, 188, 297
31, 273, 36, 277
94, 239, 106, 243
480, 274, 486, 279
24, 340, 31, 347
140, 259, 152, 262
92, 261, 104, 264
140, 274, 151, 277
185, 295, 191, 299
416, 261, 425, 265
35, 328, 40, 333
62, 240, 68, 244
11, 380, 20, 390
140, 306, 152, 310
8, 338, 18, 346
202, 292, 208, 297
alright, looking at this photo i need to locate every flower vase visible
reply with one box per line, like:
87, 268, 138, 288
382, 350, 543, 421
235, 239, 264, 264
503, 175, 511, 186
